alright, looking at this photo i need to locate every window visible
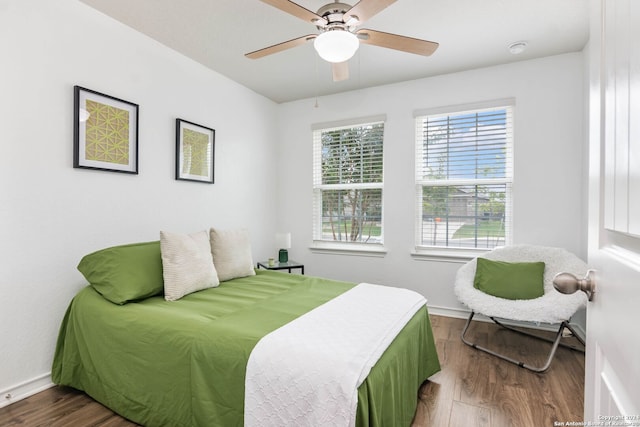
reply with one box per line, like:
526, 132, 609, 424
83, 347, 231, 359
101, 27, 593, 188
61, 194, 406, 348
414, 101, 513, 252
312, 117, 384, 247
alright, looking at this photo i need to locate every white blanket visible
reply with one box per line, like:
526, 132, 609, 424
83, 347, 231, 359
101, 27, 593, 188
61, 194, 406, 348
244, 283, 427, 427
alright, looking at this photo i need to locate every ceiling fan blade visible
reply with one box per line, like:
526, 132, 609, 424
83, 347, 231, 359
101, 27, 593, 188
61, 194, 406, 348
245, 34, 317, 59
260, 0, 328, 26
332, 62, 349, 81
356, 29, 439, 56
344, 0, 398, 24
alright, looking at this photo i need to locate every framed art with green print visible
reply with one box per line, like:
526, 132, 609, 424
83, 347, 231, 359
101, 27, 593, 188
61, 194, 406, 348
175, 118, 215, 184
73, 85, 139, 174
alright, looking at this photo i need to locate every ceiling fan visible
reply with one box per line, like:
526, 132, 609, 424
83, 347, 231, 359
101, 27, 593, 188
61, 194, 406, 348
245, 0, 439, 82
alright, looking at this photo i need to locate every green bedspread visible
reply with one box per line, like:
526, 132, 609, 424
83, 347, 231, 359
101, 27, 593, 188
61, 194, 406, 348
52, 270, 440, 426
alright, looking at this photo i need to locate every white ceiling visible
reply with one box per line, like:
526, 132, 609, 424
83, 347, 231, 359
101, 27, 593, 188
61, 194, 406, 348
79, 0, 589, 103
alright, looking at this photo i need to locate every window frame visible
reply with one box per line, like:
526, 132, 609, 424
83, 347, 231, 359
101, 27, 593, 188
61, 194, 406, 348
311, 115, 386, 255
413, 99, 514, 259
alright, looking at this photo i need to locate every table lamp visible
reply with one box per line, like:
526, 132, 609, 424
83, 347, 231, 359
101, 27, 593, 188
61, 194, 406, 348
276, 232, 291, 263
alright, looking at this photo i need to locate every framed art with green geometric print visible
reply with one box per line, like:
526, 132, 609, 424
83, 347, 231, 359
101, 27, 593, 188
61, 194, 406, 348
73, 86, 139, 174
175, 118, 215, 184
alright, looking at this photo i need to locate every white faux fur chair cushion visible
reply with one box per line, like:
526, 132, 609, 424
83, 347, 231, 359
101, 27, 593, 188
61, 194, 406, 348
454, 245, 588, 324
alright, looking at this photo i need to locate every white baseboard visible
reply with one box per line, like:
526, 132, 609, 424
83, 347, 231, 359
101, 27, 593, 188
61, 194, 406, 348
0, 373, 53, 409
426, 304, 474, 320
427, 304, 587, 342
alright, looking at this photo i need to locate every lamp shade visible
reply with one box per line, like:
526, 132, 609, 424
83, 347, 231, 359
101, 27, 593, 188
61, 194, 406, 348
313, 30, 359, 63
275, 232, 291, 249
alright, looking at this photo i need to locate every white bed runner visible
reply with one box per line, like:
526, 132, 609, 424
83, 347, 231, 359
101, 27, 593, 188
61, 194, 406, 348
244, 283, 427, 427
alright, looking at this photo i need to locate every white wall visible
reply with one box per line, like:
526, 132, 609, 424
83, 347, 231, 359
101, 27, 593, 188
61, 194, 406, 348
276, 53, 586, 316
0, 0, 278, 402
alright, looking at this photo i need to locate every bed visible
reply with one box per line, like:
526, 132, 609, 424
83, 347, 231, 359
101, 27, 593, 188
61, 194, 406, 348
52, 238, 440, 426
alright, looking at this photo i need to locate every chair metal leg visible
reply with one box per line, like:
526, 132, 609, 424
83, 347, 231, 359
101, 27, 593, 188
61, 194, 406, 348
490, 316, 585, 350
460, 311, 583, 373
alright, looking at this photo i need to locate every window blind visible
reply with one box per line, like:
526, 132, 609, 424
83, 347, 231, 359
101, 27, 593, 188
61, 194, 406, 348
313, 120, 384, 244
415, 104, 513, 250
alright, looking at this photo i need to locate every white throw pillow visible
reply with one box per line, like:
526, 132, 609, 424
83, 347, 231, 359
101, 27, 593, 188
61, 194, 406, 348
209, 228, 256, 282
160, 230, 220, 301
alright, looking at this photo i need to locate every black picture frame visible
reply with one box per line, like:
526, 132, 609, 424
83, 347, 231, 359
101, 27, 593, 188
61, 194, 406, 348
73, 85, 139, 174
175, 118, 215, 184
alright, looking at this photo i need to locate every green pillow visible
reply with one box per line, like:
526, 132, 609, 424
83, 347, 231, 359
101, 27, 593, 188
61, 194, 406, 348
473, 257, 545, 300
77, 241, 164, 304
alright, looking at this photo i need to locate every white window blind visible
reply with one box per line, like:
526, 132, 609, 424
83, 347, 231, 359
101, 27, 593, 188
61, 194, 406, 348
415, 103, 513, 250
313, 120, 384, 245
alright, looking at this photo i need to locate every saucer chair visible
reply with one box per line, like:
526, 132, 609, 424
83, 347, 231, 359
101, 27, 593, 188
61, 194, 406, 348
454, 245, 588, 373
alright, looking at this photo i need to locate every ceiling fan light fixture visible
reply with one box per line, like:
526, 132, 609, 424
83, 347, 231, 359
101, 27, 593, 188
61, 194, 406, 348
314, 30, 359, 63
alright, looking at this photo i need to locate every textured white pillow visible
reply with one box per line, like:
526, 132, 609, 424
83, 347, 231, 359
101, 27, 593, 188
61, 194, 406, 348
160, 230, 219, 301
210, 228, 256, 282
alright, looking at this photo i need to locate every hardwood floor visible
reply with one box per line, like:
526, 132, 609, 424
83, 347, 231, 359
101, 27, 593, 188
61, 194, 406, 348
0, 315, 584, 427
413, 315, 585, 426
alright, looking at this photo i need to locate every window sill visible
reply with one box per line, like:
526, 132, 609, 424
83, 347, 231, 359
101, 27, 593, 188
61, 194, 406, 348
411, 247, 491, 263
310, 241, 387, 258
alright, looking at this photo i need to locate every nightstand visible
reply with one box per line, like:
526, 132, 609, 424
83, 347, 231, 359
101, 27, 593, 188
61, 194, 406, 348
257, 260, 304, 275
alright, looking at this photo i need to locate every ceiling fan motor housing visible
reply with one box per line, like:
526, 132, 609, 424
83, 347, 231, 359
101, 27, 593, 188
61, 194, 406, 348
316, 2, 356, 31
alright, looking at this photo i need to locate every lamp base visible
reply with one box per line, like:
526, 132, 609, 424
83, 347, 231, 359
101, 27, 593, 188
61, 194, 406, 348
278, 249, 288, 263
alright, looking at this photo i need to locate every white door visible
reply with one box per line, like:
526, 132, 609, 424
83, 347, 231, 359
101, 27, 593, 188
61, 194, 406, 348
585, 0, 640, 420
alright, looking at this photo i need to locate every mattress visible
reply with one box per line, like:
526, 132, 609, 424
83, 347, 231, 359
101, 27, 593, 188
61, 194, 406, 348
52, 269, 440, 426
